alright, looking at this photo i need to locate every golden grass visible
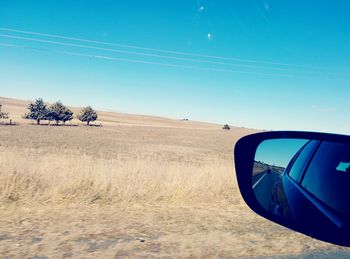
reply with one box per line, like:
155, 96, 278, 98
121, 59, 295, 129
0, 96, 246, 207
0, 148, 238, 205
0, 96, 348, 257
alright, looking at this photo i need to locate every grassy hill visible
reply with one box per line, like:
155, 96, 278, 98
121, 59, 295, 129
0, 96, 334, 258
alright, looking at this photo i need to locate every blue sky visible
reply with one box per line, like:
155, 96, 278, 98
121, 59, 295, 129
1, 1, 350, 133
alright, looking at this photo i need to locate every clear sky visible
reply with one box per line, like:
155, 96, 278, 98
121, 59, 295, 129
1, 1, 350, 134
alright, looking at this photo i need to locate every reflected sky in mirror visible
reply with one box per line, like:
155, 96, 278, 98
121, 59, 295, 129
255, 139, 309, 168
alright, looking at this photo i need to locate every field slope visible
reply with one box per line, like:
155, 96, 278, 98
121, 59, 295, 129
0, 96, 348, 258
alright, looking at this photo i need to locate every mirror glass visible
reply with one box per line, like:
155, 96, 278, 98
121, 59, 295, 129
252, 138, 350, 243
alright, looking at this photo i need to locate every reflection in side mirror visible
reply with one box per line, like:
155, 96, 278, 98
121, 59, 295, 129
253, 139, 308, 215
234, 132, 350, 247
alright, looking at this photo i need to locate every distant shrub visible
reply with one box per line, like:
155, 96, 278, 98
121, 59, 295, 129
77, 106, 98, 126
24, 98, 48, 125
48, 101, 73, 125
0, 104, 9, 120
222, 124, 230, 130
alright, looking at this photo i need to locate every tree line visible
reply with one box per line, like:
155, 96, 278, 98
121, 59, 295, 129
24, 98, 98, 125
0, 98, 98, 126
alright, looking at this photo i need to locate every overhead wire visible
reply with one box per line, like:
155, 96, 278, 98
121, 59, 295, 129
0, 27, 329, 70
0, 42, 293, 77
0, 28, 348, 78
0, 33, 293, 72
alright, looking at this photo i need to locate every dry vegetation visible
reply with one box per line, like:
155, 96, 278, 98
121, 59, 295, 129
0, 96, 349, 258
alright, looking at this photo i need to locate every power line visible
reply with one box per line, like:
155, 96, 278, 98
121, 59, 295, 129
0, 27, 326, 70
0, 33, 294, 72
0, 42, 293, 77
1, 40, 348, 78
1, 33, 346, 77
61, 51, 293, 76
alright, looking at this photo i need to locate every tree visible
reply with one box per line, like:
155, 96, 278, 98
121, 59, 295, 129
77, 106, 97, 126
61, 106, 74, 124
48, 101, 73, 125
0, 104, 9, 120
24, 98, 48, 125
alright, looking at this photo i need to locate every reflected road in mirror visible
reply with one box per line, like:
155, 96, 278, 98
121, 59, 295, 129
252, 139, 307, 213
251, 137, 350, 243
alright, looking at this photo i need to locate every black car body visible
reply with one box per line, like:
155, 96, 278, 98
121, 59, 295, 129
266, 140, 350, 242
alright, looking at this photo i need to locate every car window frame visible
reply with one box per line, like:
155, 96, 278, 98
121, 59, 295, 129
299, 141, 350, 215
286, 140, 321, 184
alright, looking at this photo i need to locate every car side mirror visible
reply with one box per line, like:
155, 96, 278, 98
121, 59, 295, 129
234, 131, 350, 246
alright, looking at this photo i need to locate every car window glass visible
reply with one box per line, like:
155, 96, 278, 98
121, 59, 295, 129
301, 141, 350, 215
288, 140, 319, 183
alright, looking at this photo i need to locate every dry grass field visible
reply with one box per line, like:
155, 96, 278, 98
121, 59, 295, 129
0, 96, 349, 258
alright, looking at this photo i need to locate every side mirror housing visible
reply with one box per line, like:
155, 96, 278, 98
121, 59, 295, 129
234, 131, 350, 246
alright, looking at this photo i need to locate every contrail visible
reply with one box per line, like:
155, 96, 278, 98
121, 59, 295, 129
0, 27, 327, 70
